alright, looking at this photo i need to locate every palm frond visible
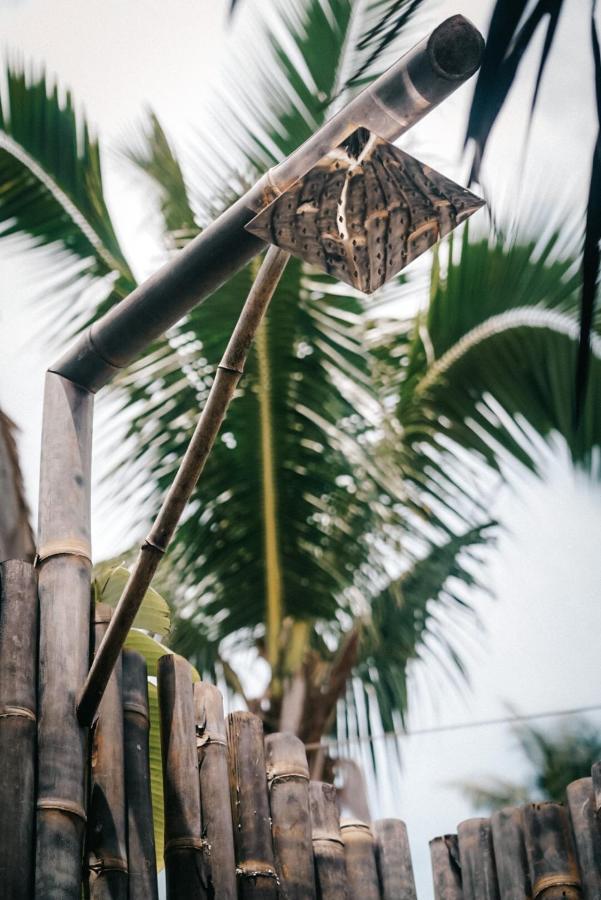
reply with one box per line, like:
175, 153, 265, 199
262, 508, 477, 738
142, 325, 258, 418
0, 65, 135, 333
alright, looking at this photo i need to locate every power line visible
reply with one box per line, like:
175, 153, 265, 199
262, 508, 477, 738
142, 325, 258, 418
305, 702, 601, 752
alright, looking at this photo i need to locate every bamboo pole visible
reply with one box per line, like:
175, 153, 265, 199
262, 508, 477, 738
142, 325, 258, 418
52, 16, 483, 393
429, 835, 463, 900
374, 818, 417, 900
0, 560, 38, 899
522, 802, 581, 899
227, 711, 278, 898
340, 820, 381, 900
265, 732, 316, 900
77, 246, 290, 727
490, 807, 531, 899
457, 818, 499, 900
309, 781, 349, 900
122, 650, 159, 900
86, 605, 128, 899
35, 371, 94, 899
157, 654, 209, 899
194, 681, 237, 900
592, 761, 601, 816
567, 778, 601, 898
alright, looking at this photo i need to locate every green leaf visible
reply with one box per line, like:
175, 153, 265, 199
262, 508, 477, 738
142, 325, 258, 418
147, 681, 164, 871
94, 563, 171, 638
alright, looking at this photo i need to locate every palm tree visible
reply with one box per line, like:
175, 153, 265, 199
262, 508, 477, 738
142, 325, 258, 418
0, 0, 599, 766
456, 717, 601, 812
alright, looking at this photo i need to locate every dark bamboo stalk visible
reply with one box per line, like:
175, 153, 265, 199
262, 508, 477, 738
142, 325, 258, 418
157, 654, 209, 900
194, 681, 237, 900
265, 732, 315, 900
309, 781, 349, 900
52, 17, 483, 393
522, 802, 582, 899
490, 807, 531, 899
429, 835, 463, 900
77, 246, 290, 728
227, 711, 278, 898
374, 818, 417, 900
122, 650, 159, 900
591, 761, 601, 816
567, 778, 601, 898
457, 818, 499, 900
0, 560, 37, 899
35, 371, 94, 899
86, 605, 128, 899
340, 820, 380, 900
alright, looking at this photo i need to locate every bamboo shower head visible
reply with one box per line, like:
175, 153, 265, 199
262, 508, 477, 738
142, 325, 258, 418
246, 127, 484, 293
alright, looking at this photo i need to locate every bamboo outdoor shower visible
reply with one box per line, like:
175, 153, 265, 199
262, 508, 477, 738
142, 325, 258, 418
2, 14, 495, 898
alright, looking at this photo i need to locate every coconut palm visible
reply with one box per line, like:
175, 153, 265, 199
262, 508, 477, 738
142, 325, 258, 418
457, 717, 601, 812
0, 0, 599, 762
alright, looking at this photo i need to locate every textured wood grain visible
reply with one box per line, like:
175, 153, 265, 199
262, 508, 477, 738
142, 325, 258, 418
566, 779, 601, 899
247, 128, 484, 293
340, 820, 380, 900
490, 807, 531, 900
309, 781, 349, 900
374, 818, 417, 900
523, 802, 582, 899
430, 834, 464, 900
457, 818, 499, 900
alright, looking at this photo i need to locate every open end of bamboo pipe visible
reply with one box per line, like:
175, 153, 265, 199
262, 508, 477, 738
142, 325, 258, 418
76, 247, 290, 727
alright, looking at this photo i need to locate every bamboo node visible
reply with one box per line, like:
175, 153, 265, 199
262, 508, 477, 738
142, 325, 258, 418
533, 874, 581, 897
123, 700, 150, 721
36, 538, 92, 564
267, 769, 310, 788
236, 861, 279, 880
142, 537, 166, 555
87, 855, 129, 875
311, 830, 344, 847
36, 798, 87, 823
0, 705, 36, 722
196, 729, 227, 749
218, 363, 245, 376
164, 836, 209, 856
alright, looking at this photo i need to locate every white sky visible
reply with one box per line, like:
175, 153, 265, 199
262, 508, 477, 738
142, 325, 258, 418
1, 0, 600, 896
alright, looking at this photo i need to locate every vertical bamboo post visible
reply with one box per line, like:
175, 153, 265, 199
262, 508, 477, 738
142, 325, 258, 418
490, 807, 531, 899
429, 835, 463, 900
86, 604, 128, 898
457, 818, 499, 900
0, 560, 38, 899
265, 732, 316, 900
591, 761, 601, 816
194, 681, 237, 900
35, 371, 94, 899
227, 711, 278, 898
123, 650, 158, 900
158, 654, 209, 899
523, 802, 582, 899
309, 781, 349, 900
374, 818, 417, 900
340, 820, 380, 900
567, 778, 601, 898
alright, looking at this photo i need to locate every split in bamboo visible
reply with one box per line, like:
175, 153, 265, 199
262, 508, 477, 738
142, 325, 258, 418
227, 711, 278, 898
86, 605, 128, 900
0, 560, 38, 900
309, 781, 349, 900
77, 246, 290, 727
429, 834, 463, 900
194, 682, 237, 900
158, 654, 209, 899
123, 650, 159, 900
265, 732, 316, 900
340, 820, 381, 900
374, 818, 417, 900
35, 372, 94, 900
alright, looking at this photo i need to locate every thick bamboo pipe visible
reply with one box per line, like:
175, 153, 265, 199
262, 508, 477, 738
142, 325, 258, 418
429, 834, 463, 900
77, 246, 290, 726
374, 819, 417, 900
0, 560, 38, 900
522, 802, 581, 899
309, 781, 349, 900
456, 818, 500, 900
51, 16, 483, 393
340, 820, 381, 900
35, 372, 94, 900
490, 807, 531, 899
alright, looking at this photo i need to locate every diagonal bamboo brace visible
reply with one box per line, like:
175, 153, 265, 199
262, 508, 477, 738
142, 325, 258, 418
76, 247, 290, 726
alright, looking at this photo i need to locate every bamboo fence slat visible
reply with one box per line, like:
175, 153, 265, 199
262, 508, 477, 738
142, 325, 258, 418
309, 781, 349, 900
374, 818, 417, 900
456, 818, 499, 900
429, 835, 464, 900
0, 560, 38, 899
227, 711, 278, 898
340, 820, 381, 900
567, 778, 601, 899
194, 681, 237, 900
86, 604, 128, 899
490, 807, 531, 899
523, 802, 582, 899
158, 654, 209, 899
35, 372, 94, 900
265, 732, 316, 900
123, 650, 158, 900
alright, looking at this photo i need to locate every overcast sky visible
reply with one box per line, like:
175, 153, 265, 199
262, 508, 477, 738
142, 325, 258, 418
1, 1, 600, 896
